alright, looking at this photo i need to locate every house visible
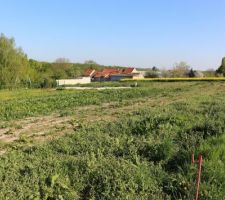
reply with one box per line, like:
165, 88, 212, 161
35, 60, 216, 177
56, 68, 143, 86
109, 68, 138, 81
85, 67, 143, 82
132, 71, 146, 79
91, 68, 121, 82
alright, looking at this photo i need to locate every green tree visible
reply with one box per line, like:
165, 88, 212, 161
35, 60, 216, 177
29, 60, 55, 88
84, 60, 98, 65
152, 66, 159, 71
216, 57, 225, 76
55, 57, 70, 63
0, 33, 29, 88
145, 70, 161, 78
52, 58, 72, 79
188, 68, 195, 77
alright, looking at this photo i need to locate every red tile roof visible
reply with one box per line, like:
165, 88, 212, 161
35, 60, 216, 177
94, 68, 121, 78
102, 68, 120, 73
85, 67, 136, 78
94, 71, 105, 78
121, 67, 135, 74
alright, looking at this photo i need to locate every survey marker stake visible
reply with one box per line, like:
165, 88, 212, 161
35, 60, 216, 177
192, 154, 203, 200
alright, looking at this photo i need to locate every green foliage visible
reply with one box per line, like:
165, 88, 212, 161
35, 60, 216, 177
0, 84, 225, 199
84, 60, 98, 65
189, 68, 195, 77
0, 86, 170, 120
0, 33, 29, 89
197, 135, 225, 199
0, 33, 129, 89
27, 60, 130, 88
145, 70, 161, 78
216, 57, 225, 76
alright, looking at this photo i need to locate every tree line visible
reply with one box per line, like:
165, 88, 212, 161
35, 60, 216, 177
0, 33, 224, 89
0, 34, 111, 89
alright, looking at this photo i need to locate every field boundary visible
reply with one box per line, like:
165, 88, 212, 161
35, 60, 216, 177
122, 77, 225, 81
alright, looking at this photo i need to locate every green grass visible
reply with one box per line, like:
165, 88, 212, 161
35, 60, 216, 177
0, 82, 225, 199
0, 82, 199, 121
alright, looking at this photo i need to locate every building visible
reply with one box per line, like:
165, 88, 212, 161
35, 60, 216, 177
56, 67, 144, 86
84, 67, 144, 82
109, 68, 144, 81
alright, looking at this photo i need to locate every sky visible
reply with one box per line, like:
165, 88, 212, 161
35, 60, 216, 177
1, 0, 225, 69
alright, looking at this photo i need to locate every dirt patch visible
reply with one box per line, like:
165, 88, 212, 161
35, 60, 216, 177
0, 115, 73, 143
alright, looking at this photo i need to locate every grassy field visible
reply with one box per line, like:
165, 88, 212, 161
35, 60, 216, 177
0, 82, 225, 199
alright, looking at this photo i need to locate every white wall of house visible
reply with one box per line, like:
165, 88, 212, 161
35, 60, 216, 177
131, 68, 138, 73
56, 77, 91, 86
133, 71, 145, 79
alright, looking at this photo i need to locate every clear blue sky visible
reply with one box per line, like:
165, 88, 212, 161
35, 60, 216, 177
1, 0, 225, 69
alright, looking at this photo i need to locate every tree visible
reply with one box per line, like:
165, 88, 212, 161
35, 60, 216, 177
55, 58, 70, 63
52, 58, 72, 79
170, 62, 190, 77
188, 68, 204, 77
84, 60, 97, 65
188, 68, 195, 77
152, 66, 159, 71
0, 33, 29, 88
145, 70, 162, 78
203, 68, 216, 77
29, 60, 55, 87
216, 57, 225, 76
